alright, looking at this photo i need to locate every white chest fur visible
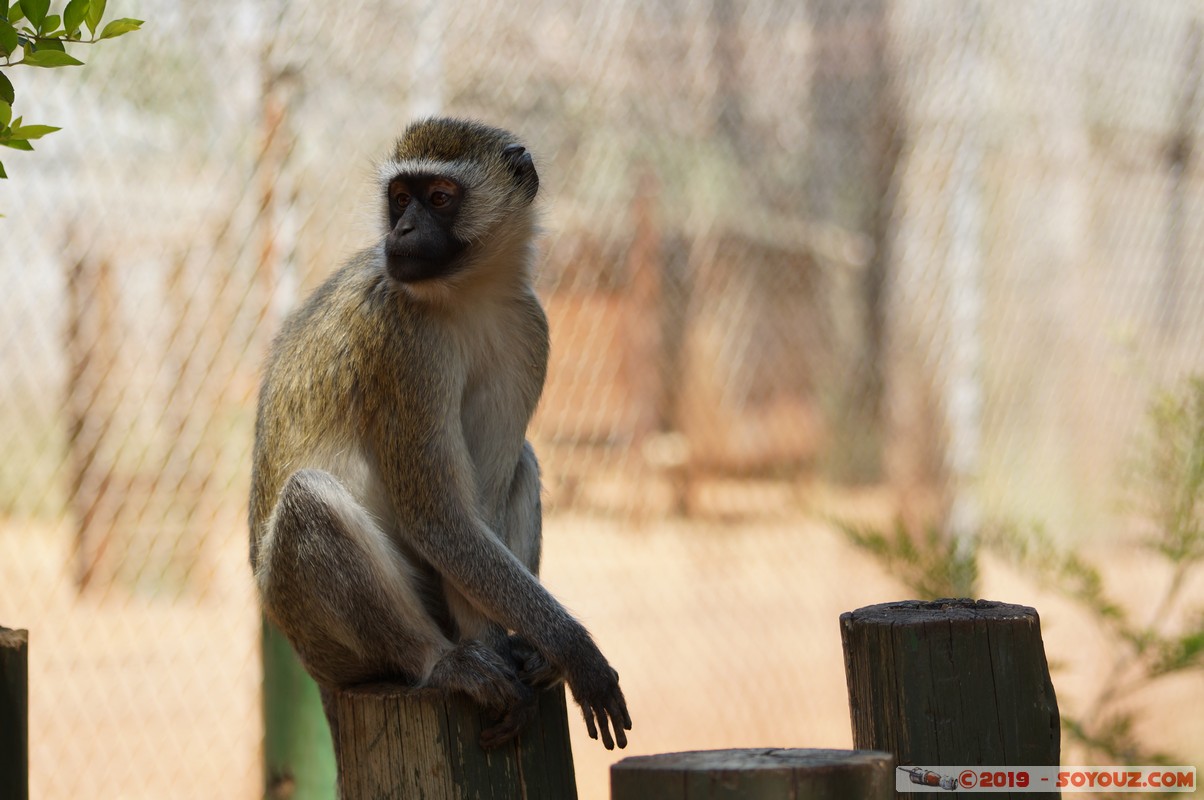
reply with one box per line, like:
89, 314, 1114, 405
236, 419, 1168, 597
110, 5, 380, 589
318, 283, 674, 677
451, 298, 542, 524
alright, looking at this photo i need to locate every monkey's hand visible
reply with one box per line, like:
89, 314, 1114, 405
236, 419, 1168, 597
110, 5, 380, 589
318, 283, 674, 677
561, 639, 631, 750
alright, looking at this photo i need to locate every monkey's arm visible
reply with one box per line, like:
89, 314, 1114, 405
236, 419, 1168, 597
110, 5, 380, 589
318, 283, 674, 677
376, 428, 630, 749
499, 442, 563, 687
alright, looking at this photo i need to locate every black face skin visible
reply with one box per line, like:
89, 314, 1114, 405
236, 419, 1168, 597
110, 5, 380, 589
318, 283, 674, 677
384, 174, 467, 283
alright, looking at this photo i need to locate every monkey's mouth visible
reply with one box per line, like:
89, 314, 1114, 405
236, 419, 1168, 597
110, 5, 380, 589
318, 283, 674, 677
386, 254, 464, 285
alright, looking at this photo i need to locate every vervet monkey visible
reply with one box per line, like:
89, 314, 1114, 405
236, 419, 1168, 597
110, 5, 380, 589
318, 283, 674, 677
249, 118, 630, 749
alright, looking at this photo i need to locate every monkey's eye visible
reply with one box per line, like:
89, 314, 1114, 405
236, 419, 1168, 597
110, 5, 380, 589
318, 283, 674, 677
426, 178, 460, 209
388, 179, 411, 210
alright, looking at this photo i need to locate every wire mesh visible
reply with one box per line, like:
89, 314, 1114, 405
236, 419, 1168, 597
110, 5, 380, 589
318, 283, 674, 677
1, 0, 1203, 797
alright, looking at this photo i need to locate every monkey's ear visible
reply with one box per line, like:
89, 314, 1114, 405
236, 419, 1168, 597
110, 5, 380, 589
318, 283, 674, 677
502, 143, 539, 202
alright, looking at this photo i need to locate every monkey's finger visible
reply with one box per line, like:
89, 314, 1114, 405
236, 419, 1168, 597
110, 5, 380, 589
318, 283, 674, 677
607, 696, 631, 741
605, 686, 630, 727
607, 671, 631, 730
593, 702, 616, 750
601, 696, 628, 748
583, 707, 599, 741
480, 700, 536, 750
479, 722, 517, 750
611, 712, 628, 749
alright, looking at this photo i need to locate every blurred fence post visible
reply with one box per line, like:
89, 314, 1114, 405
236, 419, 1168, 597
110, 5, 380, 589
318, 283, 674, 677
65, 249, 120, 592
840, 600, 1060, 799
1163, 19, 1201, 339
330, 683, 577, 800
0, 626, 28, 800
611, 749, 893, 799
807, 0, 895, 483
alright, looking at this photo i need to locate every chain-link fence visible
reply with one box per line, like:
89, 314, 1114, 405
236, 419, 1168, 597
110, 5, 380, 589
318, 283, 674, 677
2, 1, 1203, 797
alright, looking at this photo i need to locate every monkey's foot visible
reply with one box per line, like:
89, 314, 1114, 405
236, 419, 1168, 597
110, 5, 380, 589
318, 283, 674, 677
479, 683, 537, 750
431, 640, 526, 711
507, 634, 564, 689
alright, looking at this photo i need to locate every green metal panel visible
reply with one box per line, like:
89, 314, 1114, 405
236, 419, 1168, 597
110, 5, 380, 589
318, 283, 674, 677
262, 619, 336, 800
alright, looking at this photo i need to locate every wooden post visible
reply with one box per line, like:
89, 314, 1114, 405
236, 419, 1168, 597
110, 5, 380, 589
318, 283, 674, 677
330, 683, 577, 800
841, 599, 1060, 798
611, 749, 893, 800
0, 627, 29, 800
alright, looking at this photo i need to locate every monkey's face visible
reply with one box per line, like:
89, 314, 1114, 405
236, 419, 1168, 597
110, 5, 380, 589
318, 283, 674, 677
384, 174, 468, 284
379, 119, 541, 287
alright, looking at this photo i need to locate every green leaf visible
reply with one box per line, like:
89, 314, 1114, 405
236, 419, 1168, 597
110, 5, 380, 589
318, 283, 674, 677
97, 17, 139, 39
63, 0, 87, 35
1151, 625, 1204, 676
83, 0, 103, 36
0, 100, 10, 127
10, 123, 57, 140
37, 11, 56, 34
17, 0, 46, 30
0, 1, 7, 20
0, 137, 33, 150
7, 4, 22, 24
0, 18, 17, 55
35, 37, 63, 51
21, 49, 82, 66
0, 158, 7, 179
837, 517, 979, 600
0, 73, 12, 105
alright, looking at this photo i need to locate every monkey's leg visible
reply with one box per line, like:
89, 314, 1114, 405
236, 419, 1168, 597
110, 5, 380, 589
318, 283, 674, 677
258, 469, 524, 711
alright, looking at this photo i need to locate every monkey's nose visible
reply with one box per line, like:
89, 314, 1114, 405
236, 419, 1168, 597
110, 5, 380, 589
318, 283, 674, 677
398, 222, 416, 236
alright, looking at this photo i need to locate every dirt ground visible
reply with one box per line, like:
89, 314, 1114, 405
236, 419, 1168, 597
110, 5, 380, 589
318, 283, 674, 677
3, 500, 1203, 799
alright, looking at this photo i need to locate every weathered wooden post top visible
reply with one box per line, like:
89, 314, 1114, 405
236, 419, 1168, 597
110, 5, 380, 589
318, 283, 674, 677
611, 748, 894, 799
841, 599, 1060, 799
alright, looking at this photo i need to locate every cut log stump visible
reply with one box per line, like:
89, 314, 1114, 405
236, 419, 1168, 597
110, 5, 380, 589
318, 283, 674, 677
330, 682, 577, 800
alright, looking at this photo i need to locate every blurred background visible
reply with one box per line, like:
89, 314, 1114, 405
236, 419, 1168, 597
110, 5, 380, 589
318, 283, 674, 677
2, 0, 1203, 797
